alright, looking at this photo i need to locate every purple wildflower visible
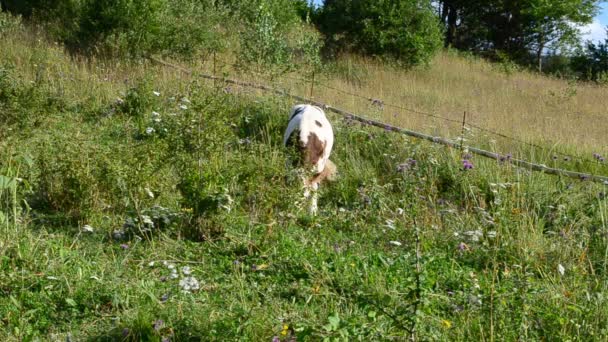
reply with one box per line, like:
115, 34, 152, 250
233, 260, 240, 265
458, 242, 468, 251
153, 319, 164, 331
333, 243, 341, 253
160, 293, 169, 302
162, 337, 171, 342
371, 98, 384, 108
363, 195, 372, 206
498, 153, 513, 162
396, 158, 417, 172
159, 276, 167, 282
600, 157, 605, 163
120, 244, 129, 249
272, 337, 281, 342
462, 159, 474, 170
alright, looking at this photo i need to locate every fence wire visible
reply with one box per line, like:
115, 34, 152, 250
151, 57, 607, 181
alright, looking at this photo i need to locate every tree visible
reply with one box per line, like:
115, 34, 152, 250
571, 29, 608, 81
524, 0, 597, 72
437, 0, 599, 69
317, 0, 443, 66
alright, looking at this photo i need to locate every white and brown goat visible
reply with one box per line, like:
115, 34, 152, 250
283, 104, 336, 215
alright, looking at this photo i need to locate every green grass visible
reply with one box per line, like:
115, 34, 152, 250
2, 19, 608, 342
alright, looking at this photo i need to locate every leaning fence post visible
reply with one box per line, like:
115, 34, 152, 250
460, 111, 467, 150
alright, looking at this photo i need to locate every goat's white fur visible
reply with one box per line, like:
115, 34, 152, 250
284, 104, 335, 215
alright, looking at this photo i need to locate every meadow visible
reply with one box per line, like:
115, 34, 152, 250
1, 12, 608, 342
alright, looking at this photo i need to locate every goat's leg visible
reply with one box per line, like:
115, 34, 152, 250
309, 182, 319, 215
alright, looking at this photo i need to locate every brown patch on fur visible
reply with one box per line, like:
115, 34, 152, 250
315, 120, 323, 128
304, 132, 325, 165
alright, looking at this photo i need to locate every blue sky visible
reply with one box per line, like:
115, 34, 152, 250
583, 1, 608, 42
310, 0, 608, 43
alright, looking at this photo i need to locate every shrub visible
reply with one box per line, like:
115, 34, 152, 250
317, 0, 443, 66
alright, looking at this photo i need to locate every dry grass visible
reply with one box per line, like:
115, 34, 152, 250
4, 27, 607, 164
192, 51, 608, 162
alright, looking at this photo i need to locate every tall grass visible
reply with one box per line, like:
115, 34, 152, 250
1, 14, 608, 341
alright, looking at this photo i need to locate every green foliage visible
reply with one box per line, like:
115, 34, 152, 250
438, 0, 600, 69
2, 31, 608, 341
317, 0, 443, 66
239, 0, 292, 72
236, 0, 322, 75
571, 33, 608, 82
0, 7, 22, 33
3, 0, 229, 59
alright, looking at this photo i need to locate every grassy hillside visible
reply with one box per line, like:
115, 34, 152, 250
1, 13, 608, 341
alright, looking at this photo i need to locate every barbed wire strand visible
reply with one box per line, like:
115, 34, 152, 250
150, 57, 597, 176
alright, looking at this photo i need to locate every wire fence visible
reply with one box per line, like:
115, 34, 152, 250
212, 60, 605, 166
149, 57, 608, 183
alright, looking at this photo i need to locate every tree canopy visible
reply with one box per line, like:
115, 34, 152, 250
437, 0, 599, 70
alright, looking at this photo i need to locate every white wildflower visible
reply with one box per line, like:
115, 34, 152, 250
170, 271, 179, 279
180, 104, 188, 110
396, 208, 404, 215
145, 188, 155, 199
389, 241, 402, 246
181, 266, 192, 275
464, 230, 483, 242
82, 224, 94, 233
180, 97, 191, 104
179, 276, 200, 292
385, 219, 396, 230
141, 215, 154, 227
148, 261, 155, 267
153, 91, 161, 96
145, 127, 155, 135
167, 263, 176, 270
486, 231, 497, 238
558, 264, 565, 276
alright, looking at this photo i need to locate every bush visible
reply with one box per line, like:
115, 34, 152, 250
236, 0, 323, 75
3, 0, 229, 59
317, 0, 443, 66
